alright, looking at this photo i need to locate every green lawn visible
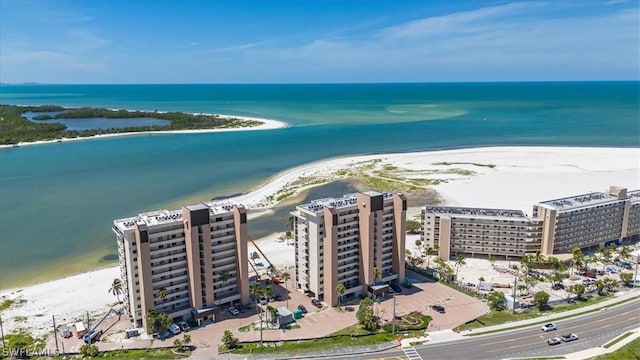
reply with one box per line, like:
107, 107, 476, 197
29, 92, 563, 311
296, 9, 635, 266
231, 332, 397, 355
604, 332, 633, 349
592, 337, 640, 360
459, 294, 615, 331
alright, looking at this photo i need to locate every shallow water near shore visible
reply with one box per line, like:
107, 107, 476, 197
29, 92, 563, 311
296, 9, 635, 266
0, 82, 638, 289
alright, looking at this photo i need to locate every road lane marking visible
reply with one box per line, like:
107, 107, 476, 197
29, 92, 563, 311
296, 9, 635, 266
485, 316, 639, 353
480, 309, 639, 347
402, 346, 424, 360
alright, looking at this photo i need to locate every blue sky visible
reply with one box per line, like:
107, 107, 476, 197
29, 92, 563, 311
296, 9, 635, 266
1, 0, 638, 83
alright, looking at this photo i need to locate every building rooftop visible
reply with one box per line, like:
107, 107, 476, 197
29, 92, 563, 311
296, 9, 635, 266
115, 209, 184, 230
298, 191, 394, 213
115, 201, 241, 230
536, 190, 635, 211
423, 206, 530, 219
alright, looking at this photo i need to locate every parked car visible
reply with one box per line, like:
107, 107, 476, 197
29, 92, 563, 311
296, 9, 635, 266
311, 298, 322, 308
298, 304, 308, 313
561, 333, 579, 342
258, 295, 267, 305
584, 272, 597, 279
58, 325, 72, 338
229, 307, 240, 316
541, 323, 557, 332
238, 304, 247, 312
169, 323, 181, 335
177, 321, 190, 332
431, 305, 446, 314
125, 328, 139, 339
390, 283, 402, 293
274, 293, 283, 301
547, 337, 562, 345
552, 283, 565, 290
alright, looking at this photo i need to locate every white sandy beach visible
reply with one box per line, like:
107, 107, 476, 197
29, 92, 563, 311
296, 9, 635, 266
0, 115, 287, 149
1, 146, 638, 335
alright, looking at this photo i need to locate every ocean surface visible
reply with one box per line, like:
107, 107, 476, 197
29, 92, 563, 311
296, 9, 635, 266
0, 82, 638, 289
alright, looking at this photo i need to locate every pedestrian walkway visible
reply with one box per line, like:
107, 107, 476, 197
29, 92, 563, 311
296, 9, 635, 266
401, 346, 424, 360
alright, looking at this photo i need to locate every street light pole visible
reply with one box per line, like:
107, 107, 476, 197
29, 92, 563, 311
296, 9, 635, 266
52, 315, 59, 354
634, 259, 638, 288
392, 294, 396, 334
0, 312, 6, 350
512, 275, 518, 314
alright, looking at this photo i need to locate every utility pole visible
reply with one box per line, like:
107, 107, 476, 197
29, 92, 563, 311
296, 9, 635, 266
392, 294, 396, 334
512, 275, 518, 314
634, 258, 639, 288
0, 312, 6, 350
52, 315, 59, 354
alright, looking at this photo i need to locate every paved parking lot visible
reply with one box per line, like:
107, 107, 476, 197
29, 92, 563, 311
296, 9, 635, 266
47, 272, 489, 358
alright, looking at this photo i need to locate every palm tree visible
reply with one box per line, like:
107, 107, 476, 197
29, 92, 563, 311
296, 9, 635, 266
108, 278, 123, 303
425, 247, 434, 269
182, 334, 191, 351
281, 271, 291, 309
534, 251, 545, 269
268, 264, 277, 278
607, 243, 618, 260
249, 282, 264, 345
335, 283, 346, 308
488, 254, 496, 267
454, 254, 466, 281
266, 305, 275, 324
287, 215, 295, 232
250, 251, 260, 268
520, 254, 532, 272
373, 267, 381, 284
220, 270, 231, 305
414, 239, 422, 257
618, 245, 631, 261
250, 283, 263, 309
220, 270, 231, 289
156, 287, 167, 303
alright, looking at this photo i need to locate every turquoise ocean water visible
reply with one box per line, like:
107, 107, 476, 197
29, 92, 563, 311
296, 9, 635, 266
0, 82, 638, 288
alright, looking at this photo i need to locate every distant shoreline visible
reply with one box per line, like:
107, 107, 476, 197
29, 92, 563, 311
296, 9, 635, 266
0, 107, 288, 149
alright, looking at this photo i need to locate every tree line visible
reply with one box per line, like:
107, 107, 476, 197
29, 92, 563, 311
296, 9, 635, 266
0, 104, 263, 145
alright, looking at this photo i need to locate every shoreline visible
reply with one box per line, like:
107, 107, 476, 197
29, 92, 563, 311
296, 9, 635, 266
0, 112, 288, 149
1, 145, 638, 335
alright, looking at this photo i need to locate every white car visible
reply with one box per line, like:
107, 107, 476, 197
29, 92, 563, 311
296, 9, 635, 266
229, 307, 240, 316
169, 323, 181, 335
547, 337, 561, 345
561, 333, 579, 342
541, 323, 557, 332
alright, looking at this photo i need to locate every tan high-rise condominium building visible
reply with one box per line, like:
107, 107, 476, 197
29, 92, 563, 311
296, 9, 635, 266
113, 202, 249, 332
291, 191, 406, 307
421, 207, 543, 261
533, 186, 640, 255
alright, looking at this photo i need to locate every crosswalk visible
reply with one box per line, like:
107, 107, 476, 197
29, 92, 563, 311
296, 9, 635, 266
402, 346, 424, 360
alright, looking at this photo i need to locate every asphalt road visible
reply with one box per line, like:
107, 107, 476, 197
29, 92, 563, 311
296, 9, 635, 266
357, 298, 640, 360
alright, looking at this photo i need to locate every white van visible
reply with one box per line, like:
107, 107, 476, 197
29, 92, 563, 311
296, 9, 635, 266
169, 323, 181, 335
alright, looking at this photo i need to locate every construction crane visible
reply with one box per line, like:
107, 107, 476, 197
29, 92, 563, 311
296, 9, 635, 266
247, 235, 278, 279
83, 307, 117, 344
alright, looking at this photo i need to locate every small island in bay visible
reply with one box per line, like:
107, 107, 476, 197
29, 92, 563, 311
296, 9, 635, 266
0, 104, 265, 145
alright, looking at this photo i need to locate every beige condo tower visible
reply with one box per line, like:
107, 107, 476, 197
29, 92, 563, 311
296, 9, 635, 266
291, 191, 406, 307
113, 202, 249, 332
422, 186, 640, 261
